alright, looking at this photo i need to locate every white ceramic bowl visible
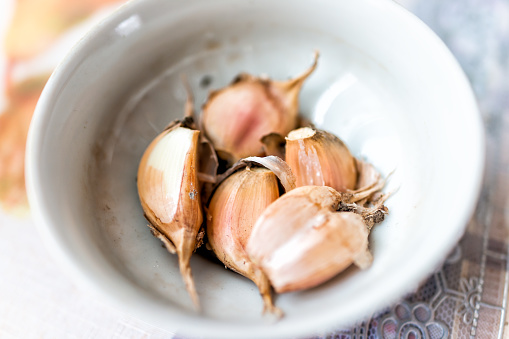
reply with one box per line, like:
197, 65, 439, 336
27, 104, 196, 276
26, 0, 484, 338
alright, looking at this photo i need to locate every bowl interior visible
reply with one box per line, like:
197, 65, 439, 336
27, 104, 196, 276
28, 0, 483, 338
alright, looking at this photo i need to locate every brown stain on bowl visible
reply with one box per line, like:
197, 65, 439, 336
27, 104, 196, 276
205, 40, 221, 51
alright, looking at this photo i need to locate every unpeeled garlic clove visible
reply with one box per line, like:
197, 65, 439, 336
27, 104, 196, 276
350, 158, 384, 206
246, 185, 372, 293
206, 156, 293, 315
355, 158, 381, 191
201, 52, 319, 163
207, 166, 283, 315
285, 127, 358, 192
137, 123, 203, 310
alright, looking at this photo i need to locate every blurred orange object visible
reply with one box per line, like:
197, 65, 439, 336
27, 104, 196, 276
0, 75, 50, 213
4, 0, 121, 60
1, 0, 125, 214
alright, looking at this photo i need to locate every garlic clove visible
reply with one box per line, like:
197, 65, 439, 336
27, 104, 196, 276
355, 158, 381, 191
207, 166, 283, 315
285, 127, 358, 192
246, 185, 371, 293
201, 52, 319, 162
137, 124, 203, 310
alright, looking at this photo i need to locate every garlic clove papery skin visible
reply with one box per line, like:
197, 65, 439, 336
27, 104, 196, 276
207, 167, 282, 315
201, 53, 318, 162
285, 127, 358, 192
246, 185, 371, 293
137, 126, 203, 310
261, 133, 286, 159
258, 211, 370, 293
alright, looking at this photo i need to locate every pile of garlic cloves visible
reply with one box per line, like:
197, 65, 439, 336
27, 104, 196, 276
136, 52, 389, 316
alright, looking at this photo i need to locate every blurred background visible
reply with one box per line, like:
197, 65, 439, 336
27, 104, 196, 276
0, 0, 507, 338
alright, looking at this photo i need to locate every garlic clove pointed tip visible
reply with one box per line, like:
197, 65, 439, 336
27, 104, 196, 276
178, 254, 200, 311
180, 74, 196, 120
279, 51, 319, 91
263, 302, 284, 319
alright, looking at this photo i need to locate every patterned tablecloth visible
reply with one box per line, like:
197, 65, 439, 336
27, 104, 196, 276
0, 0, 508, 338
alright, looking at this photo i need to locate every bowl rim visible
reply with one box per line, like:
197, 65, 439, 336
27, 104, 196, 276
26, 0, 485, 338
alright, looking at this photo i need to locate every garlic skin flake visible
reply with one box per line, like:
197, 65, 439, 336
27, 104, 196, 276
137, 125, 203, 309
201, 53, 319, 162
207, 167, 282, 315
247, 185, 371, 293
285, 127, 358, 192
